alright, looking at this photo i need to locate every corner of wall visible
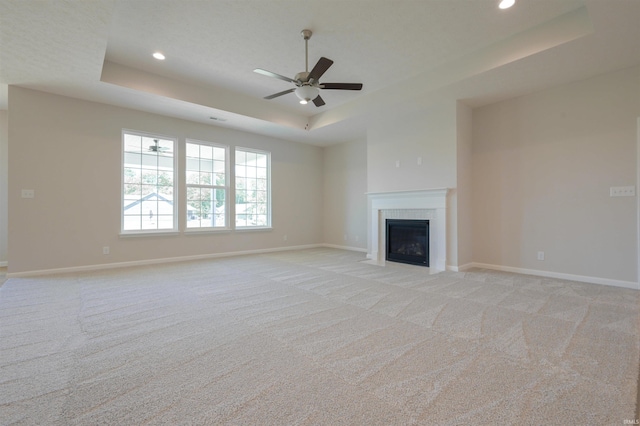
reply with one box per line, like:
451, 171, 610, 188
0, 109, 8, 265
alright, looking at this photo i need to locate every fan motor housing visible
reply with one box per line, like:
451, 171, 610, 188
294, 71, 311, 84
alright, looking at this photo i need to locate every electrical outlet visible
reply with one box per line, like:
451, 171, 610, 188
537, 251, 545, 261
283, 235, 288, 241
21, 189, 35, 198
103, 246, 110, 255
610, 186, 636, 197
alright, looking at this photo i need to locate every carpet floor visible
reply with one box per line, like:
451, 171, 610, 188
1, 248, 639, 425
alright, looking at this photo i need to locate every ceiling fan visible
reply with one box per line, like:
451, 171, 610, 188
149, 139, 169, 153
254, 29, 363, 107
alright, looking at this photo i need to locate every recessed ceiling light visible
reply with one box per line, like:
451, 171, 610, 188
152, 52, 166, 60
499, 0, 515, 9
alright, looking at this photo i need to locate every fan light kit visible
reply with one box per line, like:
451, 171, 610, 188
152, 52, 165, 60
254, 29, 363, 107
295, 86, 319, 104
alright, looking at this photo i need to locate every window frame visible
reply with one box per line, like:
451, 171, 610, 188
121, 129, 178, 236
184, 139, 230, 232
234, 147, 271, 230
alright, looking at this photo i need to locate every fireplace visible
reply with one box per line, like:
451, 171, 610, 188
367, 189, 448, 271
386, 219, 429, 266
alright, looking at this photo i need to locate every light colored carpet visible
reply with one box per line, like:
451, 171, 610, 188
1, 248, 639, 425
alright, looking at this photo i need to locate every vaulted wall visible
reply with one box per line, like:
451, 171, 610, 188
7, 87, 324, 274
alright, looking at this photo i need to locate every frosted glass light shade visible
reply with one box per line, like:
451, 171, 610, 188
295, 86, 319, 104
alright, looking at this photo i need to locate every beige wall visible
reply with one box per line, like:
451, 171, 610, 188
323, 137, 367, 250
366, 100, 457, 193
8, 87, 323, 274
0, 110, 7, 265
472, 66, 640, 283
455, 101, 473, 268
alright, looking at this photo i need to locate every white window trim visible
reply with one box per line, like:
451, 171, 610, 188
121, 129, 178, 236
234, 146, 272, 230
184, 139, 230, 232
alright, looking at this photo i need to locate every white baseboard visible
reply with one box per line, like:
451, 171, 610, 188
322, 243, 368, 253
468, 262, 639, 290
6, 244, 324, 278
446, 263, 474, 272
8, 249, 639, 290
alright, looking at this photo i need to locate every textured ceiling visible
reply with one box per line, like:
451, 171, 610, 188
1, 0, 639, 146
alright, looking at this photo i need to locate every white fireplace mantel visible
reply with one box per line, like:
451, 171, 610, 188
367, 189, 448, 271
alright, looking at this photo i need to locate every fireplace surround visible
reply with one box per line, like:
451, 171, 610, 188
367, 189, 448, 271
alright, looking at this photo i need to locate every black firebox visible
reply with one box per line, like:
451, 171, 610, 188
385, 219, 429, 266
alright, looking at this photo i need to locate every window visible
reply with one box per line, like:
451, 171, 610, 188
122, 132, 176, 232
235, 148, 270, 228
186, 141, 228, 229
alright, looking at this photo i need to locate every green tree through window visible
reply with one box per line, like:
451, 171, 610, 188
186, 141, 228, 229
122, 132, 176, 232
235, 148, 270, 228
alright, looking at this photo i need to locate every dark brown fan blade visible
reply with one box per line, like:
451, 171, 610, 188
308, 57, 333, 82
264, 88, 295, 99
254, 69, 297, 84
321, 83, 363, 90
312, 95, 325, 107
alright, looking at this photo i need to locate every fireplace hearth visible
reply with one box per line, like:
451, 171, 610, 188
386, 219, 429, 266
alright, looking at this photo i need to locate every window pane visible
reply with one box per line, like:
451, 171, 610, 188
213, 160, 224, 174
184, 171, 196, 185
124, 168, 140, 184
141, 153, 157, 167
186, 143, 199, 158
200, 145, 212, 158
187, 187, 200, 201
200, 172, 212, 185
235, 148, 270, 228
158, 155, 173, 169
187, 158, 199, 171
213, 147, 225, 161
246, 151, 257, 164
124, 134, 142, 152
185, 140, 228, 229
200, 158, 213, 172
124, 152, 141, 166
256, 215, 267, 226
122, 132, 175, 233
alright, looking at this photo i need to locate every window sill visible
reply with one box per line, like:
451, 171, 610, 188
120, 231, 180, 238
184, 228, 232, 235
234, 226, 273, 232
